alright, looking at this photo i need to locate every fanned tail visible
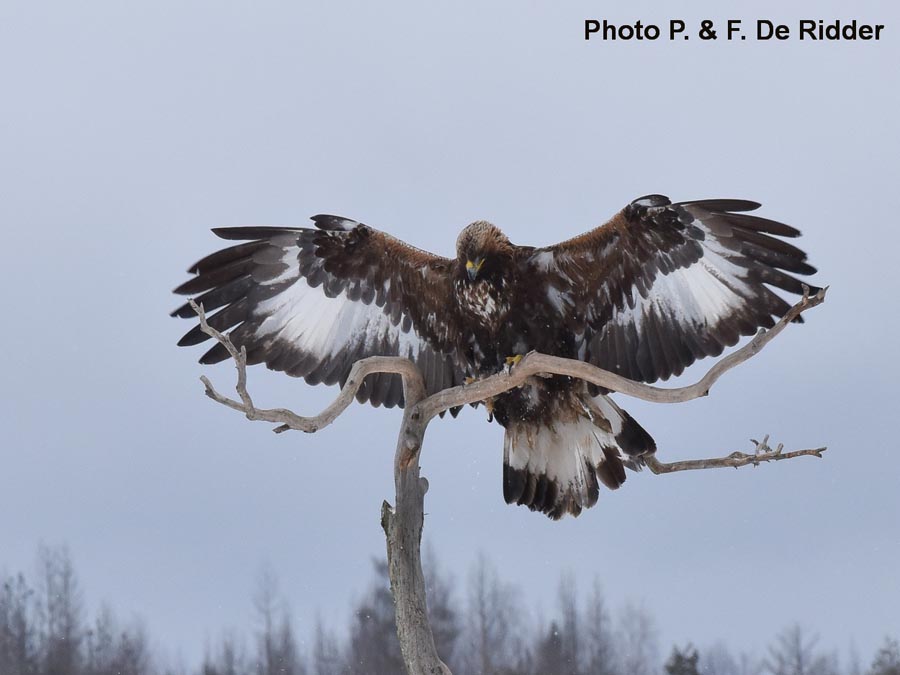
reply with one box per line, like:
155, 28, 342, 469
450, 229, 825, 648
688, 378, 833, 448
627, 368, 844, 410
502, 394, 655, 519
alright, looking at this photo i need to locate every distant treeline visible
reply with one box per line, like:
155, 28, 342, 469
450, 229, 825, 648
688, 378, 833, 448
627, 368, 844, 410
1, 544, 898, 675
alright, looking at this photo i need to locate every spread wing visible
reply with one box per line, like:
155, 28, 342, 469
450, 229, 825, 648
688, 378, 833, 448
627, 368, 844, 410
522, 195, 819, 383
172, 216, 466, 408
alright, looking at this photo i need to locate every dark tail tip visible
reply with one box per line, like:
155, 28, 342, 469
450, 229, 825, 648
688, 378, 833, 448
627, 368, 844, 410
596, 446, 626, 490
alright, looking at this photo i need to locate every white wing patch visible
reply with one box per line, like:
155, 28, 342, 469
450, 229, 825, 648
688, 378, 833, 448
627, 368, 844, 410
253, 248, 422, 362
610, 220, 753, 332
612, 257, 747, 332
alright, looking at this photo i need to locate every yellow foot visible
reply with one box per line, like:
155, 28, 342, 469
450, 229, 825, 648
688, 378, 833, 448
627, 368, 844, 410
465, 376, 477, 385
505, 354, 523, 367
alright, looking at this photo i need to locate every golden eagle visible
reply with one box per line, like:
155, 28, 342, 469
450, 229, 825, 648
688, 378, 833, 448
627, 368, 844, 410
173, 195, 817, 519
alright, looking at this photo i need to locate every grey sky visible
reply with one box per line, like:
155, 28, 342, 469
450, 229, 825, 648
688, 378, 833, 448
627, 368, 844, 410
1, 0, 898, 666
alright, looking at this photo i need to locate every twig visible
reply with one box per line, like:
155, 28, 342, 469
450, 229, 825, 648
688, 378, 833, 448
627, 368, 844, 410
644, 435, 827, 474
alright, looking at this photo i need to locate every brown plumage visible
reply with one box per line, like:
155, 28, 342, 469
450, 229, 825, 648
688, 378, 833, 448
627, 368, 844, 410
173, 195, 819, 519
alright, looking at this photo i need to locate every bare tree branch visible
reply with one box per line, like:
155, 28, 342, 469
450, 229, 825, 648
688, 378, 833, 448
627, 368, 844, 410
187, 286, 827, 675
644, 435, 826, 475
419, 285, 827, 418
189, 299, 423, 434
192, 285, 827, 433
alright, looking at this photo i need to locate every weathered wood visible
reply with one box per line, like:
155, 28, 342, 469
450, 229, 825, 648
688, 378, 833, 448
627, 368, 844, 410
188, 285, 828, 675
192, 286, 827, 431
380, 362, 451, 674
381, 461, 451, 674
644, 434, 826, 474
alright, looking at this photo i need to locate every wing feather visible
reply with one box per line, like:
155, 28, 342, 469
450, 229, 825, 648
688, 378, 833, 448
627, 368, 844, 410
173, 217, 466, 407
523, 195, 818, 383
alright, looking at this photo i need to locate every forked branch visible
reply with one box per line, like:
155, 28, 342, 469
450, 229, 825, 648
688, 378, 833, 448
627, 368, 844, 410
192, 285, 827, 432
189, 299, 423, 435
187, 285, 827, 675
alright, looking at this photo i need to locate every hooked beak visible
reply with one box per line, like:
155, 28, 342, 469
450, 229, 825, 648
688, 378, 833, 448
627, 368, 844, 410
466, 258, 484, 281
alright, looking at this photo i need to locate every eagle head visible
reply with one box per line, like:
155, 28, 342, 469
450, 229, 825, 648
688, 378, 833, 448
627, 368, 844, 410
455, 221, 513, 282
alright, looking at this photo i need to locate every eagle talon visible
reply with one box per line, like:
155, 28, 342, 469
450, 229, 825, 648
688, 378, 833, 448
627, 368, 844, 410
504, 354, 523, 373
465, 376, 477, 385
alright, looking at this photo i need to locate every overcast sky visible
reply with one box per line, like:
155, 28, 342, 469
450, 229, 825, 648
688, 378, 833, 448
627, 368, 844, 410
1, 0, 898, 667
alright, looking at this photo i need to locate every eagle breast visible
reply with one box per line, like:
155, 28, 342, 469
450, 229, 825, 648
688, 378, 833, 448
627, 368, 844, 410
454, 277, 509, 328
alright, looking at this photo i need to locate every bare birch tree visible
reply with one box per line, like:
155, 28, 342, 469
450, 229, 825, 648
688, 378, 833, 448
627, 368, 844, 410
764, 624, 839, 675
615, 601, 660, 675
36, 545, 83, 675
584, 579, 616, 675
460, 553, 529, 675
557, 573, 582, 675
253, 568, 305, 675
202, 631, 251, 675
311, 618, 343, 675
700, 642, 742, 675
